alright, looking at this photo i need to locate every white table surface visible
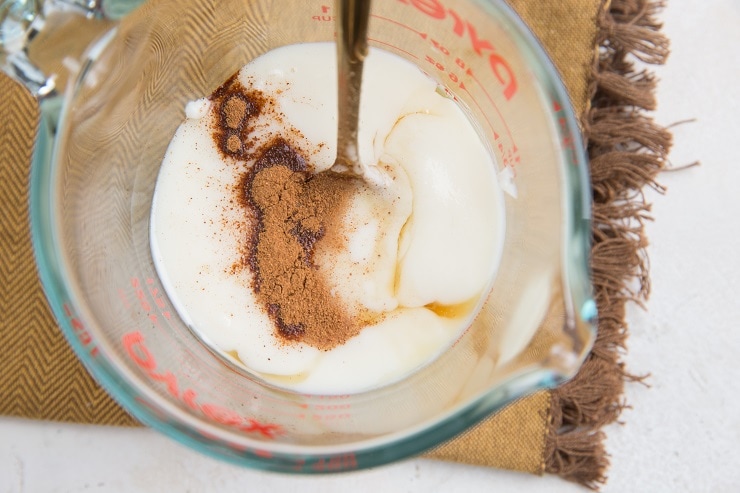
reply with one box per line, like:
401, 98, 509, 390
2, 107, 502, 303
2, 1, 739, 491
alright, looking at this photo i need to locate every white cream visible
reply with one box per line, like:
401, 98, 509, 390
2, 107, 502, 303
150, 43, 504, 394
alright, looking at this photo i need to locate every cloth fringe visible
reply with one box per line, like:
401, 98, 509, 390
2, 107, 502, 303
543, 0, 671, 489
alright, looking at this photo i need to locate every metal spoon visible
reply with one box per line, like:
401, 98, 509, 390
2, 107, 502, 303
331, 0, 372, 178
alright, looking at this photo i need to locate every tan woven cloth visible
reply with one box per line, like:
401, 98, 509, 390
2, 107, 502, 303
0, 0, 600, 475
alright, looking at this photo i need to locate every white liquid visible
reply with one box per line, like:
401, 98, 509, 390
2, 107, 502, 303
150, 43, 505, 394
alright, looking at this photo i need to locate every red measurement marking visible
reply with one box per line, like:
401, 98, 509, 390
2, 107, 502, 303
464, 67, 516, 152
424, 54, 467, 91
291, 452, 357, 472
313, 404, 351, 411
305, 394, 352, 401
371, 14, 428, 39
132, 278, 152, 313
122, 330, 284, 439
254, 448, 273, 459
430, 38, 450, 56
423, 50, 518, 163
311, 454, 358, 472
117, 288, 131, 309
146, 280, 170, 317
129, 277, 173, 326
553, 101, 579, 166
311, 413, 351, 421
396, 0, 518, 101
368, 38, 419, 60
240, 419, 284, 439
62, 303, 99, 357
458, 80, 496, 137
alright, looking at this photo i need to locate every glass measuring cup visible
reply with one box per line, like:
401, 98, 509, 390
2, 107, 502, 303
3, 0, 597, 472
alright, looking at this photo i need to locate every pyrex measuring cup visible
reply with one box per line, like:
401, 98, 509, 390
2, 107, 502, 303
2, 0, 597, 472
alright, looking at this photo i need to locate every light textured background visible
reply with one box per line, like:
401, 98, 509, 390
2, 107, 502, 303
2, 0, 739, 491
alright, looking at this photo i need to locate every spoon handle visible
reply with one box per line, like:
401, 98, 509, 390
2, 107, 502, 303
337, 0, 371, 61
334, 0, 371, 174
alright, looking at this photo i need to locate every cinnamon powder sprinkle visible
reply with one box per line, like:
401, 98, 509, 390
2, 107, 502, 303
244, 141, 361, 350
210, 74, 263, 160
209, 73, 365, 350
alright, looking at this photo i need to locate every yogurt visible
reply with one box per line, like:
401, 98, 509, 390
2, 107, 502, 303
150, 43, 504, 394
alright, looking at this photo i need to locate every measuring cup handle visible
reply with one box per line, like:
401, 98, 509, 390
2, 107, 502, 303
1, 0, 145, 99
2, 1, 146, 229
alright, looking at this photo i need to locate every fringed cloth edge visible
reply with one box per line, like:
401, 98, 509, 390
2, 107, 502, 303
543, 0, 671, 489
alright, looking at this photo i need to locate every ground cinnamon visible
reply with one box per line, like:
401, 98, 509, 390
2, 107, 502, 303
244, 140, 361, 350
210, 74, 262, 160
208, 75, 366, 351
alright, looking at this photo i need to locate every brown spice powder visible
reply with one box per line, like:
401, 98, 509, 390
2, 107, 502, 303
243, 140, 361, 350
223, 96, 248, 129
208, 72, 363, 351
210, 74, 263, 160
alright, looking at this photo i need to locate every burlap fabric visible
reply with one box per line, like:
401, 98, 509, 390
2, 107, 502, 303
0, 0, 669, 488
